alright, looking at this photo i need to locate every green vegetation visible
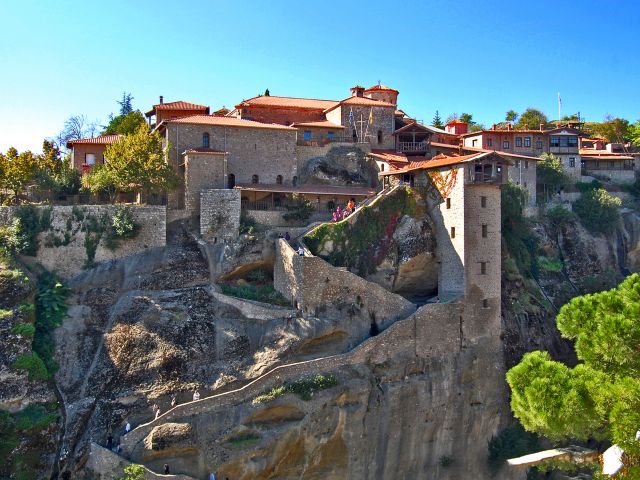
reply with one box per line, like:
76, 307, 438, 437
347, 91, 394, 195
220, 283, 289, 306
253, 374, 339, 404
304, 187, 418, 275
117, 464, 145, 480
573, 187, 621, 235
507, 274, 640, 475
0, 403, 58, 466
12, 205, 52, 256
487, 424, 540, 475
515, 108, 548, 129
225, 431, 262, 447
11, 323, 36, 337
282, 194, 314, 222
537, 153, 569, 203
13, 353, 48, 381
537, 256, 563, 273
502, 181, 538, 277
239, 214, 258, 235
545, 205, 575, 233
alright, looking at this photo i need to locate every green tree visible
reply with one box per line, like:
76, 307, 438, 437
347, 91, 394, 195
629, 120, 640, 147
85, 125, 179, 202
118, 464, 145, 480
103, 111, 147, 136
35, 140, 81, 196
537, 153, 568, 202
591, 116, 631, 144
459, 112, 475, 125
507, 274, 640, 474
117, 92, 134, 116
264, 88, 270, 96
516, 108, 548, 129
573, 187, 621, 235
432, 110, 444, 128
506, 110, 518, 122
0, 148, 38, 204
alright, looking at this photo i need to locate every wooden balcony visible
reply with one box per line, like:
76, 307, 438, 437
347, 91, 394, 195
397, 141, 428, 152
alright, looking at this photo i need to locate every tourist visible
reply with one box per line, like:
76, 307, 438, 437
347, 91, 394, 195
125, 422, 131, 434
336, 206, 342, 218
285, 231, 291, 241
164, 463, 170, 474
434, 296, 440, 304
152, 403, 159, 414
332, 211, 338, 222
106, 434, 113, 450
297, 246, 304, 256
171, 396, 177, 408
347, 198, 355, 211
193, 390, 200, 401
209, 473, 216, 480
155, 407, 161, 419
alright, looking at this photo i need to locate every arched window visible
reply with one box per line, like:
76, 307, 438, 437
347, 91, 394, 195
377, 130, 382, 144
276, 175, 283, 185
380, 164, 385, 172
202, 132, 210, 148
292, 176, 298, 186
227, 173, 235, 189
251, 174, 259, 184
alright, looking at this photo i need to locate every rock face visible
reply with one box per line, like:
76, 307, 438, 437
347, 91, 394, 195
298, 146, 379, 187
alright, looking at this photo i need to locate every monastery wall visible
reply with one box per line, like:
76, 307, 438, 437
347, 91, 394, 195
184, 153, 226, 216
241, 106, 325, 125
337, 105, 396, 149
507, 160, 538, 207
200, 189, 240, 241
0, 205, 166, 279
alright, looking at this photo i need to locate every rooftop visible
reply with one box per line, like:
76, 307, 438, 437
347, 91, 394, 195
369, 150, 410, 163
66, 134, 121, 149
323, 96, 396, 113
235, 95, 337, 110
146, 100, 210, 116
168, 115, 297, 131
379, 152, 492, 175
364, 84, 399, 94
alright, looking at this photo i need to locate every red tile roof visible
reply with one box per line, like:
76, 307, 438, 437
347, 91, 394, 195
234, 183, 376, 196
379, 152, 492, 176
461, 128, 548, 137
236, 95, 337, 110
66, 134, 121, 149
154, 101, 209, 111
364, 84, 399, 94
169, 115, 297, 131
323, 96, 396, 114
579, 149, 633, 160
430, 142, 541, 161
369, 150, 410, 163
291, 120, 345, 129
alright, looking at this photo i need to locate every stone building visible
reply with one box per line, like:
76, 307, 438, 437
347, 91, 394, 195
67, 134, 121, 173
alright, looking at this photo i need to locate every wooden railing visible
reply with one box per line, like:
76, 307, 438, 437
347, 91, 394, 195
398, 141, 428, 151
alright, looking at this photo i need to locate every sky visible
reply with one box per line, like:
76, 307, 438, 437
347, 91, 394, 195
1, 0, 639, 153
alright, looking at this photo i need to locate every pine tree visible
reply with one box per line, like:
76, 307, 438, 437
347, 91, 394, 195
264, 88, 270, 97
432, 110, 444, 128
117, 92, 134, 116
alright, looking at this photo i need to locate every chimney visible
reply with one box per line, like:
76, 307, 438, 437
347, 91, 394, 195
492, 123, 496, 130
507, 123, 512, 131
159, 95, 164, 104
350, 85, 365, 97
539, 123, 544, 131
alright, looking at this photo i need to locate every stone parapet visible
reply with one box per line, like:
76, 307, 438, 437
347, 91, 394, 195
200, 189, 240, 241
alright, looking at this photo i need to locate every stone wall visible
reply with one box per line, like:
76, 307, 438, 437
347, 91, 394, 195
200, 189, 240, 241
184, 153, 227, 216
507, 159, 538, 207
0, 205, 166, 279
244, 209, 330, 227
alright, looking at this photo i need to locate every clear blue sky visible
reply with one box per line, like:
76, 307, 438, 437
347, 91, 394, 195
1, 0, 639, 152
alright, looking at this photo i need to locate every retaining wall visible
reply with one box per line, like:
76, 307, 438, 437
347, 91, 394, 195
0, 205, 166, 279
200, 189, 240, 241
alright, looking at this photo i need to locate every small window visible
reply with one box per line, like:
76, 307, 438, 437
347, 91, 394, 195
472, 139, 478, 147
446, 198, 451, 209
377, 130, 383, 144
487, 138, 493, 147
482, 299, 489, 308
380, 164, 385, 172
503, 140, 510, 149
327, 131, 334, 140
85, 153, 96, 165
610, 161, 615, 168
536, 140, 543, 149
303, 131, 312, 141
251, 174, 259, 184
482, 224, 487, 238
481, 196, 487, 208
450, 226, 455, 238
569, 157, 576, 167
227, 173, 235, 189
292, 175, 298, 186
480, 262, 487, 274
515, 137, 522, 147
525, 160, 529, 169
276, 175, 283, 185
202, 132, 210, 148
524, 136, 531, 147
515, 159, 520, 168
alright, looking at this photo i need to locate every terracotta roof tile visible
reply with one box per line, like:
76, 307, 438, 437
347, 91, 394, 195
169, 115, 297, 131
66, 134, 121, 149
183, 148, 227, 155
236, 95, 337, 110
430, 142, 541, 161
364, 84, 399, 94
380, 152, 492, 175
323, 96, 396, 113
579, 149, 633, 160
154, 101, 209, 111
369, 150, 409, 163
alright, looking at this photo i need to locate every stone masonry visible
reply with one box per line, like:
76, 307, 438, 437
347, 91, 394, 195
200, 189, 240, 241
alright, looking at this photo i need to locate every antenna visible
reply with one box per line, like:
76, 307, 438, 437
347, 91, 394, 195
557, 92, 562, 122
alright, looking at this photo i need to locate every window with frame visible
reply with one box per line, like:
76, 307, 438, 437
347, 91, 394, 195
524, 137, 531, 147
303, 130, 312, 141
503, 140, 510, 149
251, 174, 259, 184
450, 226, 455, 238
446, 198, 451, 209
276, 175, 283, 184
487, 138, 493, 147
327, 131, 334, 140
202, 132, 210, 148
480, 262, 487, 274
569, 157, 575, 167
536, 140, 543, 149
525, 160, 529, 169
377, 130, 383, 144
515, 137, 522, 147
482, 224, 487, 238
472, 139, 478, 147
85, 153, 96, 165
482, 299, 489, 308
515, 159, 520, 168
481, 196, 487, 208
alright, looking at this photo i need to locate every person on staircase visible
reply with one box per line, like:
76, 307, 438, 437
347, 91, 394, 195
164, 463, 170, 474
193, 390, 201, 401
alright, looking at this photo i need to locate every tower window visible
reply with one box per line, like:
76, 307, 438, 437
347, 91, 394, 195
377, 130, 383, 144
482, 224, 487, 238
251, 174, 259, 184
481, 196, 487, 208
480, 262, 487, 274
482, 299, 489, 309
446, 198, 451, 209
202, 132, 210, 148
276, 175, 283, 185
450, 227, 455, 238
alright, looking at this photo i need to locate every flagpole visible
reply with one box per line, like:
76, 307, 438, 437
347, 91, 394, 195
557, 92, 561, 122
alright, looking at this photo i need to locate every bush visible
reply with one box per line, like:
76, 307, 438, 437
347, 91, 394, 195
537, 256, 563, 273
220, 283, 289, 306
545, 205, 575, 232
11, 323, 36, 337
487, 424, 539, 475
575, 179, 602, 193
282, 195, 315, 222
13, 353, 49, 381
111, 205, 137, 238
573, 188, 621, 235
239, 215, 257, 235
253, 374, 339, 404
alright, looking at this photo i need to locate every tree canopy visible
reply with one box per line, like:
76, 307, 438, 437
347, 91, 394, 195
516, 108, 548, 129
505, 110, 518, 122
583, 117, 630, 144
537, 153, 569, 202
0, 147, 38, 203
630, 120, 640, 148
507, 273, 640, 473
103, 111, 147, 136
432, 110, 444, 129
459, 112, 475, 125
573, 186, 622, 235
84, 125, 179, 201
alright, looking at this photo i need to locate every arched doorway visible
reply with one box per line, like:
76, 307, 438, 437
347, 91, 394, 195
227, 173, 235, 189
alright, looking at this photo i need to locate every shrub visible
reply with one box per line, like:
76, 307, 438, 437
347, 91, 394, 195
247, 268, 268, 283
439, 456, 454, 468
13, 205, 50, 256
225, 432, 262, 447
118, 464, 146, 480
573, 188, 621, 235
537, 153, 569, 203
220, 283, 289, 306
575, 179, 602, 193
11, 323, 36, 337
487, 424, 539, 475
239, 215, 257, 235
545, 205, 575, 232
253, 374, 339, 404
13, 353, 49, 381
111, 205, 137, 238
282, 194, 315, 222
537, 256, 563, 273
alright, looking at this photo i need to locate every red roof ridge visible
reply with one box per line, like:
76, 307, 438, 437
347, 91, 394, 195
168, 114, 297, 130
